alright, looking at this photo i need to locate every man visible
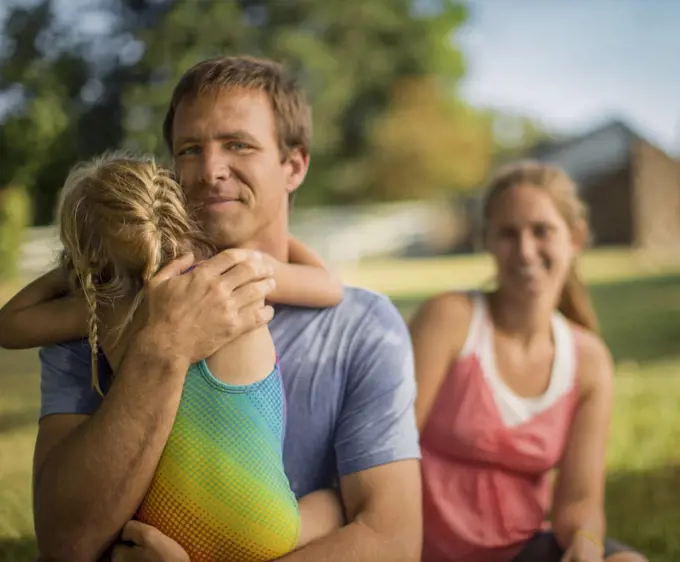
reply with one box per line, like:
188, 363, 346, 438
34, 55, 422, 562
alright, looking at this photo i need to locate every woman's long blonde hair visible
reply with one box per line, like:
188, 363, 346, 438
480, 160, 600, 334
57, 151, 213, 394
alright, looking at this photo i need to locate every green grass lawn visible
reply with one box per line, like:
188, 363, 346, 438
1, 251, 679, 561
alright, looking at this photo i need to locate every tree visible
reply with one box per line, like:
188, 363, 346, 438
0, 0, 162, 224
369, 76, 493, 200
485, 109, 555, 161
0, 0, 486, 216
122, 0, 476, 205
0, 1, 73, 223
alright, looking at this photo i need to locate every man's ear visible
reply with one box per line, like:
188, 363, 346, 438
283, 146, 310, 194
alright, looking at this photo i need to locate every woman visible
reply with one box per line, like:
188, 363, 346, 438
411, 161, 647, 562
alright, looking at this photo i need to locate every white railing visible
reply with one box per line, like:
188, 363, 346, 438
18, 201, 456, 277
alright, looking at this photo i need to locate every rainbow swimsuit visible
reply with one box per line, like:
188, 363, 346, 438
137, 360, 300, 561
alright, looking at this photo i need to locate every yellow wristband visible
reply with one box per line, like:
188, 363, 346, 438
575, 529, 604, 555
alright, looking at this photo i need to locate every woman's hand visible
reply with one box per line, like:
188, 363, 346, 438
560, 532, 604, 562
110, 521, 189, 562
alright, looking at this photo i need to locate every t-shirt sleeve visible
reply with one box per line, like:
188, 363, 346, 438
334, 293, 421, 477
39, 341, 105, 418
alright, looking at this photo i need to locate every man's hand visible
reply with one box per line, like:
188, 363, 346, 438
110, 521, 189, 562
142, 248, 276, 365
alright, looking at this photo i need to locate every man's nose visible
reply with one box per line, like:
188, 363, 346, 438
199, 145, 231, 186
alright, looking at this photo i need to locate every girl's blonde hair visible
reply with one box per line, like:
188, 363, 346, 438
57, 151, 214, 394
481, 160, 600, 333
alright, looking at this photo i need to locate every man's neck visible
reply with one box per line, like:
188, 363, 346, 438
240, 211, 290, 262
240, 235, 288, 262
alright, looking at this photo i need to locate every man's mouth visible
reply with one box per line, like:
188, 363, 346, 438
200, 196, 244, 210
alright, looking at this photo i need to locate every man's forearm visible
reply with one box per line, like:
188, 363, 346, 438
34, 332, 188, 562
278, 519, 420, 562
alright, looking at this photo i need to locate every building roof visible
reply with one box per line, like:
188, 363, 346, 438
526, 119, 637, 186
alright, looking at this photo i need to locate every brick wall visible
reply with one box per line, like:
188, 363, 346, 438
581, 165, 634, 246
632, 140, 680, 250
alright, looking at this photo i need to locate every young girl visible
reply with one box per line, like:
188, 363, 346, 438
0, 152, 345, 562
411, 161, 647, 562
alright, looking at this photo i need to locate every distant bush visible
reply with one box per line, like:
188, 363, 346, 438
0, 186, 32, 281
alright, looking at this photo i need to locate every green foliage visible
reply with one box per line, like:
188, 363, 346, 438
0, 186, 32, 281
0, 0, 138, 224
370, 76, 493, 200
122, 0, 476, 205
0, 0, 552, 220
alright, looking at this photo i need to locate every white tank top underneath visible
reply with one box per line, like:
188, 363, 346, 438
460, 292, 577, 428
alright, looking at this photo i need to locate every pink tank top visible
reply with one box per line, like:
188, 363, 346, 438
420, 292, 581, 562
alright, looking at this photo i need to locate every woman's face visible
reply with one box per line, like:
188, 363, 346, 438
484, 183, 579, 300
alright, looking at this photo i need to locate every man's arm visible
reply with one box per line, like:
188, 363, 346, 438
279, 292, 422, 561
33, 250, 275, 562
278, 461, 421, 562
34, 335, 188, 562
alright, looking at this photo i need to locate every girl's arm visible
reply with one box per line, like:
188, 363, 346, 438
0, 267, 89, 349
264, 236, 343, 308
295, 488, 345, 549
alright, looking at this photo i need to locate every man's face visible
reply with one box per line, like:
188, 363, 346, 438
171, 88, 308, 249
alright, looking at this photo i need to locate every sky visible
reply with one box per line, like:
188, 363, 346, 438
1, 0, 679, 154
457, 0, 680, 153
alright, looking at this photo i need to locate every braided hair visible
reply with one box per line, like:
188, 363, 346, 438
57, 151, 215, 394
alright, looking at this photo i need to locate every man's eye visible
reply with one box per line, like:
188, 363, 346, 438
177, 146, 200, 156
227, 142, 249, 151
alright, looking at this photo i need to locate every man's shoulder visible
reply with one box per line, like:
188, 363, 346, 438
274, 285, 404, 335
272, 285, 409, 368
39, 338, 91, 365
39, 339, 107, 418
331, 286, 411, 366
39, 338, 111, 384
331, 285, 405, 330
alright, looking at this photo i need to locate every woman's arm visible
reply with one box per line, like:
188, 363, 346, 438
264, 236, 343, 308
409, 292, 472, 431
551, 329, 614, 557
0, 267, 89, 349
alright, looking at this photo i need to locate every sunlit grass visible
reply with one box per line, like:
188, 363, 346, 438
338, 247, 680, 297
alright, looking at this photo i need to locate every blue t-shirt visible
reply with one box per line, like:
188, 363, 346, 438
39, 286, 421, 498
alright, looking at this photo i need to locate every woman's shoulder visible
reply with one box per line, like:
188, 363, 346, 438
565, 321, 612, 365
566, 321, 614, 397
413, 290, 477, 323
409, 290, 481, 350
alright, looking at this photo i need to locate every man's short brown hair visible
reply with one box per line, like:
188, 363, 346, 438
163, 55, 312, 159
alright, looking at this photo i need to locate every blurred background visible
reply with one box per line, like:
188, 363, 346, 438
0, 0, 679, 560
